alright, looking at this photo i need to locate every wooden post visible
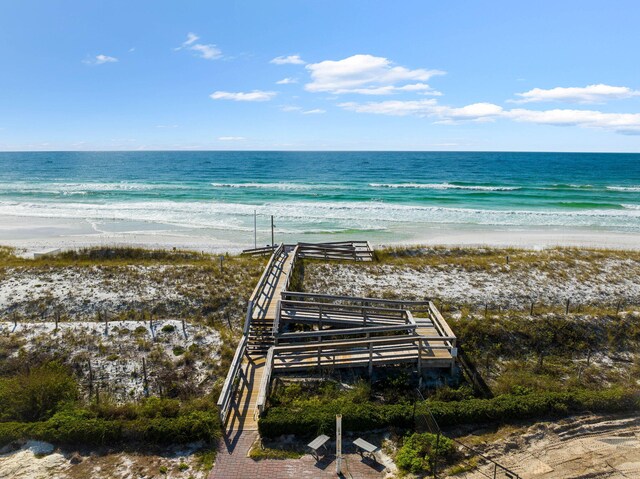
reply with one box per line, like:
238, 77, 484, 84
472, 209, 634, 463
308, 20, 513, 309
530, 300, 535, 316
417, 339, 422, 375
104, 309, 108, 336
616, 299, 622, 314
88, 360, 93, 398
182, 318, 187, 339
271, 215, 274, 246
433, 431, 441, 478
566, 299, 570, 315
336, 414, 343, 475
142, 357, 149, 398
54, 310, 59, 331
149, 313, 155, 341
484, 304, 488, 319
506, 255, 509, 264
219, 255, 224, 273
13, 312, 17, 330
368, 340, 374, 377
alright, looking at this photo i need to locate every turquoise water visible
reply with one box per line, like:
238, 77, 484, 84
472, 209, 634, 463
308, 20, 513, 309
0, 151, 639, 244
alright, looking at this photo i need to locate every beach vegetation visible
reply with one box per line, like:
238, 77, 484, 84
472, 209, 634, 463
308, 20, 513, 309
248, 443, 305, 460
0, 360, 221, 448
161, 324, 176, 333
395, 432, 455, 474
259, 387, 638, 438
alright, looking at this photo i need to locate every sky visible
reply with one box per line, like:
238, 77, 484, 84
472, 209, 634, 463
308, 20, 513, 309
1, 0, 640, 152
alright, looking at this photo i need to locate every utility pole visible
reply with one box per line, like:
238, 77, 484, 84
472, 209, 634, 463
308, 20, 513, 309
254, 209, 257, 249
271, 215, 275, 246
336, 414, 342, 475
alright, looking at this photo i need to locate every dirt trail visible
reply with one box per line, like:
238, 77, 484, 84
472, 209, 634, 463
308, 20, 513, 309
454, 414, 640, 479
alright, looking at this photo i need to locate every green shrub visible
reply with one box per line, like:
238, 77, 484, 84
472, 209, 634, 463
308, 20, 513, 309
0, 408, 221, 447
259, 388, 639, 438
161, 324, 176, 333
139, 397, 180, 418
396, 432, 454, 474
0, 362, 78, 422
173, 346, 186, 356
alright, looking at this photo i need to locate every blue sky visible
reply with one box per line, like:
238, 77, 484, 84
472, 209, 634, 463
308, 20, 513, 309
1, 0, 640, 152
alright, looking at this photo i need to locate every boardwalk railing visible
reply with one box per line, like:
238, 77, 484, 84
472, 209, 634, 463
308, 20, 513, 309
296, 241, 374, 262
281, 291, 431, 311
255, 346, 275, 416
428, 301, 457, 352
272, 335, 456, 374
216, 335, 248, 424
279, 299, 414, 325
217, 244, 285, 422
248, 243, 285, 320
241, 245, 278, 256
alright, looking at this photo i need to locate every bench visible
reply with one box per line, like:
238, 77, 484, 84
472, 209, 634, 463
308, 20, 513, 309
307, 434, 330, 460
353, 437, 380, 461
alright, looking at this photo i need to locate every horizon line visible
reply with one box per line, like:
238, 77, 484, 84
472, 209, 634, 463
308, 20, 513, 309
0, 149, 639, 154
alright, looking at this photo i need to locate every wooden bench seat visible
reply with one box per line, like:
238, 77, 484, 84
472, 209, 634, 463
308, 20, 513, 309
307, 434, 330, 460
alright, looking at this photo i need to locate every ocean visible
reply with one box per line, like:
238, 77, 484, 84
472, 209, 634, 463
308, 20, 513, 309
0, 151, 639, 248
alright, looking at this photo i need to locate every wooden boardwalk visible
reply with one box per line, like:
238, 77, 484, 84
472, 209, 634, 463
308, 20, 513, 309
218, 241, 456, 434
224, 354, 265, 432
223, 247, 294, 431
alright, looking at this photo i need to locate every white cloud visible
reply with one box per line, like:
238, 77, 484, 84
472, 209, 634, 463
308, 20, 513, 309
276, 77, 298, 85
182, 33, 199, 47
340, 96, 640, 134
84, 54, 118, 65
210, 90, 276, 102
176, 32, 222, 60
218, 136, 246, 141
341, 99, 503, 122
270, 55, 305, 65
279, 105, 325, 114
190, 43, 222, 60
434, 103, 504, 123
512, 84, 640, 104
340, 99, 439, 116
507, 108, 640, 134
305, 54, 444, 95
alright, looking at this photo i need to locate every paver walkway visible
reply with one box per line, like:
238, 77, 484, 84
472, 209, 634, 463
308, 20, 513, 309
209, 430, 387, 479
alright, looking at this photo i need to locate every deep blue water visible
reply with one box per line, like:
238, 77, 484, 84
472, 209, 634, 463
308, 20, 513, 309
0, 151, 639, 242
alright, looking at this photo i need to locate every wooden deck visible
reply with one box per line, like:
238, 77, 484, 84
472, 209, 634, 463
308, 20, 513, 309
218, 240, 457, 432
225, 354, 265, 431
223, 246, 294, 429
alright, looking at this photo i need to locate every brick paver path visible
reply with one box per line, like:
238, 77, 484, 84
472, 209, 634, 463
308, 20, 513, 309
209, 429, 388, 479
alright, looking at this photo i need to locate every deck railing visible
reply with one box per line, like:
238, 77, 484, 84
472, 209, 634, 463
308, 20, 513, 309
295, 241, 374, 261
272, 334, 455, 373
249, 243, 285, 320
281, 291, 431, 311
241, 245, 278, 256
255, 346, 275, 416
217, 244, 284, 422
216, 334, 248, 424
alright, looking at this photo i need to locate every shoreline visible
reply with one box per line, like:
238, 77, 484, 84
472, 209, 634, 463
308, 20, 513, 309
1, 213, 640, 254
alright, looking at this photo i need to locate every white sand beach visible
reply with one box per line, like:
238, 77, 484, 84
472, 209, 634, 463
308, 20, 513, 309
1, 214, 640, 257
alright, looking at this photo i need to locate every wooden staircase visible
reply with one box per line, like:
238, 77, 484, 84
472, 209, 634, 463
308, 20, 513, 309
247, 318, 275, 353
